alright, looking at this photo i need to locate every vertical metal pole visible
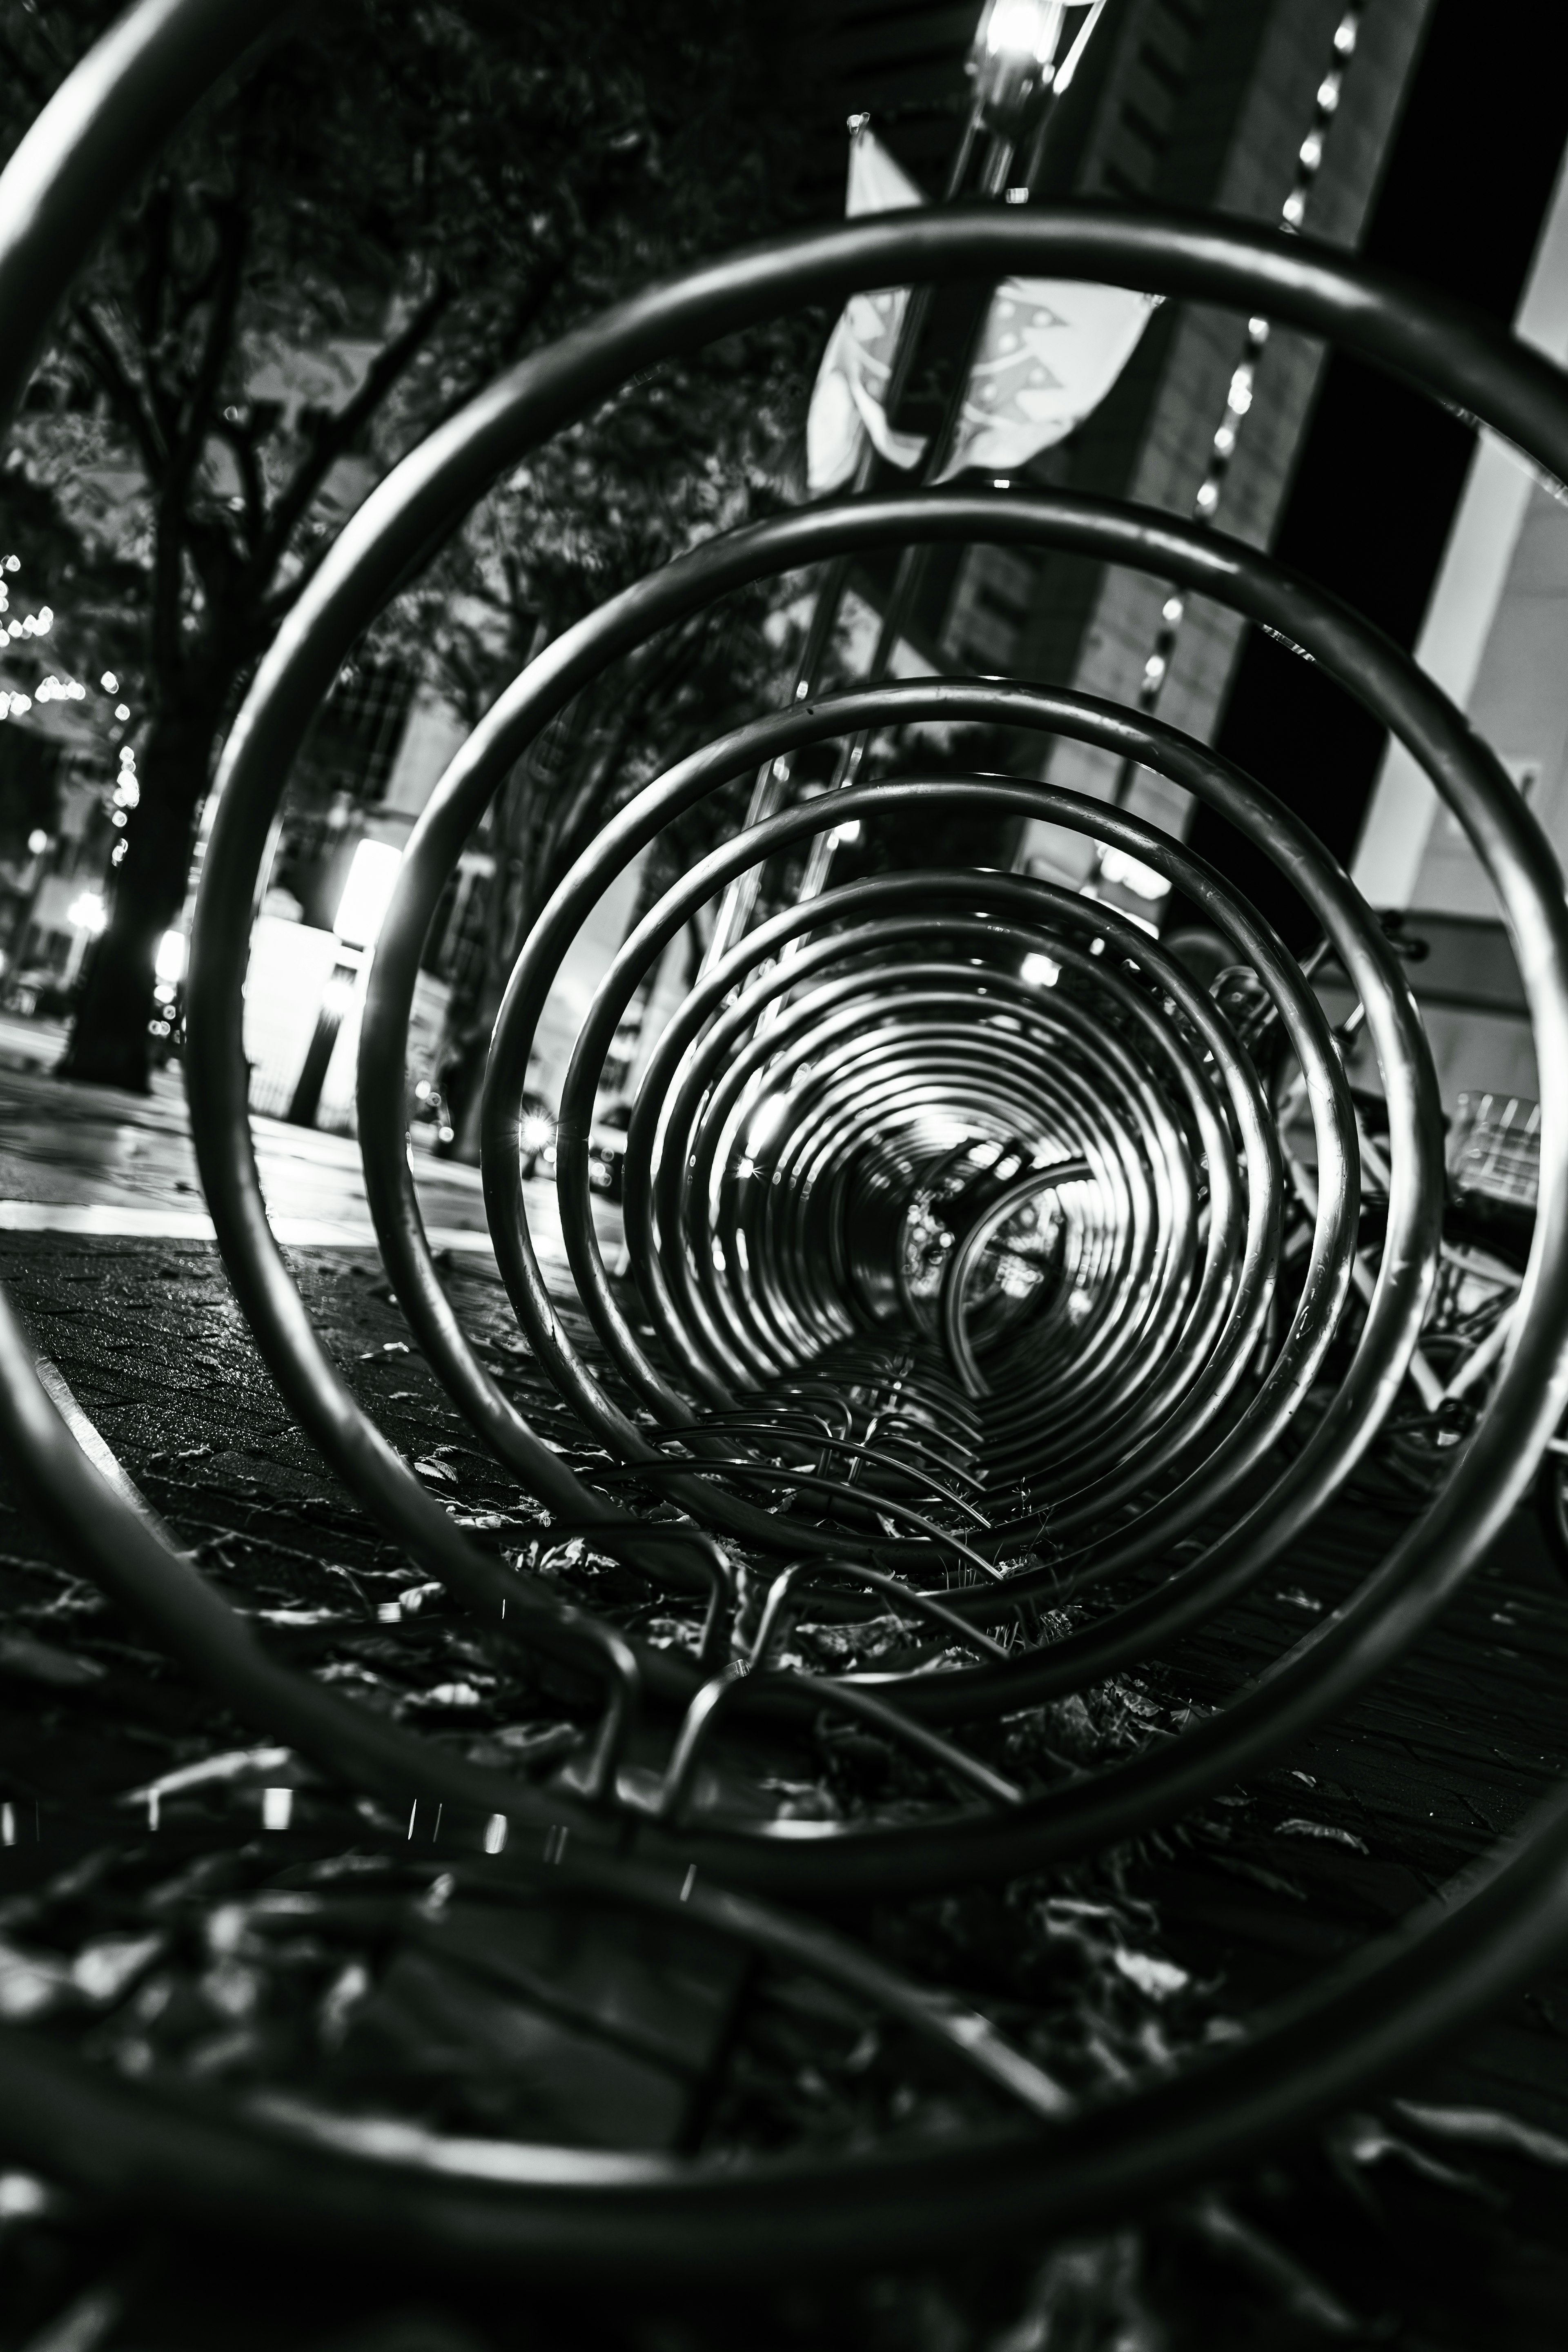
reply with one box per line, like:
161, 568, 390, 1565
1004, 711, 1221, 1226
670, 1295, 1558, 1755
699, 82, 998, 977
287, 958, 359, 1128
698, 2, 1125, 1021
791, 49, 1091, 906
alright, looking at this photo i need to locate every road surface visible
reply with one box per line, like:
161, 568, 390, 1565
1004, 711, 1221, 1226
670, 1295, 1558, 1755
0, 1018, 618, 1281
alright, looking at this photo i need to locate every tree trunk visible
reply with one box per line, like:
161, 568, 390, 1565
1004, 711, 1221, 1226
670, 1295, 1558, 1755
445, 747, 559, 1164
442, 696, 611, 1163
446, 867, 537, 1166
60, 702, 220, 1094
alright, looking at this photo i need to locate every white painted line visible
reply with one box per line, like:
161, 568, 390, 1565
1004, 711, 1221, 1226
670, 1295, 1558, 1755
0, 1200, 497, 1252
33, 1355, 173, 1535
0, 1202, 218, 1238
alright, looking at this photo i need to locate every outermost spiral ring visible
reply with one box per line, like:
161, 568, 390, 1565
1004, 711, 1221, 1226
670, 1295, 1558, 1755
1, 0, 1568, 2273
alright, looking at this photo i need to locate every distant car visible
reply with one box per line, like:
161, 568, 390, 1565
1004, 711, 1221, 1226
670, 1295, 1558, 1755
412, 1077, 458, 1151
1, 967, 75, 1020
587, 1100, 631, 1201
148, 972, 185, 1064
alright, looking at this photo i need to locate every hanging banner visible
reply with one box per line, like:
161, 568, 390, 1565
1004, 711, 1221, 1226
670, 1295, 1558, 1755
805, 127, 929, 493
934, 277, 1159, 479
806, 124, 1158, 493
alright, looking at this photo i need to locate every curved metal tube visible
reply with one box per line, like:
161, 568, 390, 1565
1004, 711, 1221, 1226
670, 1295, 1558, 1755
4, 0, 1568, 2282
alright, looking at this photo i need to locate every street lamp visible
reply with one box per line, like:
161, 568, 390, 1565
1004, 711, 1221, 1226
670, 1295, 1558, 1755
63, 890, 106, 987
286, 836, 402, 1129
969, 0, 1069, 140
333, 837, 402, 953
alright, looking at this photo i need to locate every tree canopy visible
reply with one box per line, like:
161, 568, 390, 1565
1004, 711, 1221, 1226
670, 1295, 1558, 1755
0, 0, 813, 1088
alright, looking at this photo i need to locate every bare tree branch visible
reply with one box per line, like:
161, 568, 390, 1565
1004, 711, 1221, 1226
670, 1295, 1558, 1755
540, 615, 710, 888
138, 197, 249, 672
160, 197, 248, 519
207, 415, 267, 549
252, 275, 455, 588
68, 306, 167, 477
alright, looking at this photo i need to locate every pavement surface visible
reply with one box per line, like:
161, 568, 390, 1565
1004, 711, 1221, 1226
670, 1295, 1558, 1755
0, 1027, 619, 1273
1, 1014, 1568, 2348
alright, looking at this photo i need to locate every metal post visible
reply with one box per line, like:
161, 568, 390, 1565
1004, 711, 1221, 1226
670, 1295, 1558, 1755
786, 2, 1114, 912
286, 958, 359, 1127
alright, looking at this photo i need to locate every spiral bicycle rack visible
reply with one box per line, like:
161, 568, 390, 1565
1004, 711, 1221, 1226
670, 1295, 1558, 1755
4, 0, 1568, 2283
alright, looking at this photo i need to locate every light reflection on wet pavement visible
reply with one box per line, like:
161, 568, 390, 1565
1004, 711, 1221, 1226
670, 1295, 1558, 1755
0, 1016, 614, 1281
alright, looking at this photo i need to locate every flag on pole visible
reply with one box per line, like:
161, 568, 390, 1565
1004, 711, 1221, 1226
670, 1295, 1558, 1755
933, 277, 1159, 480
806, 122, 1158, 495
806, 127, 929, 494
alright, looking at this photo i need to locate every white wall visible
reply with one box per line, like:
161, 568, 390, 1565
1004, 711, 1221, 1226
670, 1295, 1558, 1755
527, 852, 649, 1112
243, 913, 448, 1133
1351, 138, 1568, 909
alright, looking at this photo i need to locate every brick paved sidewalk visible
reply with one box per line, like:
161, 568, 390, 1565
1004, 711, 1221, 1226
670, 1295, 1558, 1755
2, 1226, 1568, 2349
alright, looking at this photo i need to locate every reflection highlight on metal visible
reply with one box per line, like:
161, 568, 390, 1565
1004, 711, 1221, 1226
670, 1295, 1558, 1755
3, 0, 1568, 2280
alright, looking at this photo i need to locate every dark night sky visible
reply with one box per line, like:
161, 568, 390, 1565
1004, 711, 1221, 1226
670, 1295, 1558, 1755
1180, 0, 1568, 946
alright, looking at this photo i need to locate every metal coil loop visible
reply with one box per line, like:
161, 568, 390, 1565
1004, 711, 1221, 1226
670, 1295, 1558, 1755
4, 0, 1568, 2279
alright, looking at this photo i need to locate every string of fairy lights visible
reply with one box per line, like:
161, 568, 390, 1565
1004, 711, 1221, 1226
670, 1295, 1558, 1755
1102, 1, 1366, 834
0, 558, 124, 727
0, 553, 62, 722
0, 542, 138, 944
